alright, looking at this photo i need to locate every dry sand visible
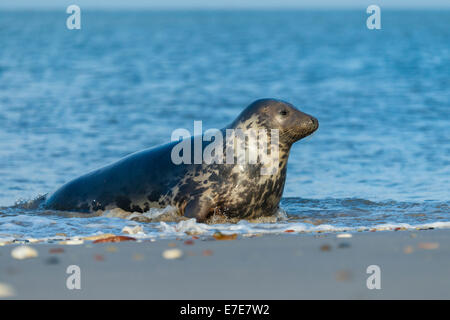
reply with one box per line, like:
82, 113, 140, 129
0, 229, 449, 299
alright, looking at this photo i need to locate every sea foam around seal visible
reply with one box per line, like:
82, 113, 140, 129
1, 202, 450, 244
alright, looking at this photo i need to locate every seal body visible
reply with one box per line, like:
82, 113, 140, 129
44, 99, 318, 222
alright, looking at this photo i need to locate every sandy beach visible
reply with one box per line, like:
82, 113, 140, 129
1, 229, 449, 300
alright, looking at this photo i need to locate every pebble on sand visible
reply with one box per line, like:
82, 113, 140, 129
93, 236, 136, 244
403, 245, 414, 254
418, 242, 439, 250
213, 232, 238, 241
132, 253, 144, 261
94, 254, 105, 261
106, 246, 118, 253
49, 248, 65, 254
335, 270, 352, 282
0, 283, 15, 298
45, 256, 60, 265
202, 249, 213, 256
11, 246, 38, 260
162, 248, 183, 259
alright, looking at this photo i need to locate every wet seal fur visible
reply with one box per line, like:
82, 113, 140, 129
43, 99, 318, 222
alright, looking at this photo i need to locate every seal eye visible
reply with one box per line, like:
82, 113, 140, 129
279, 110, 288, 116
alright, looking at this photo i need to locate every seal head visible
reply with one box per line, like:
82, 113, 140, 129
231, 98, 318, 147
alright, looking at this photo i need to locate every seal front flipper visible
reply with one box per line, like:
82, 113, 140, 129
183, 196, 214, 223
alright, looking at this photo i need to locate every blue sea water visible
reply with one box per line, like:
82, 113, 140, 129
0, 10, 448, 240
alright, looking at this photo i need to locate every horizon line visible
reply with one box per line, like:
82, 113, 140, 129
1, 6, 450, 10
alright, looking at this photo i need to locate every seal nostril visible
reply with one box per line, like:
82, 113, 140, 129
309, 117, 318, 129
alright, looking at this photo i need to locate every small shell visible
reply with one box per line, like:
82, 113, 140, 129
59, 239, 84, 245
11, 245, 38, 260
0, 283, 15, 298
162, 248, 183, 259
337, 233, 352, 239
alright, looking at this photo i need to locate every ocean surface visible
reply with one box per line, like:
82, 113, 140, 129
0, 10, 448, 240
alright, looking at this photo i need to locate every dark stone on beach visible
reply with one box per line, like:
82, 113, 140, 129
45, 256, 60, 265
49, 248, 65, 254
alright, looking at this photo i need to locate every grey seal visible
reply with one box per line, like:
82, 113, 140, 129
43, 98, 318, 222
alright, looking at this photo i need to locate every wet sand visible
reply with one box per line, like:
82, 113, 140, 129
1, 229, 449, 299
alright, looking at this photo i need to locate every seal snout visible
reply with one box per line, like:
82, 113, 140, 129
293, 113, 318, 142
309, 116, 319, 132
